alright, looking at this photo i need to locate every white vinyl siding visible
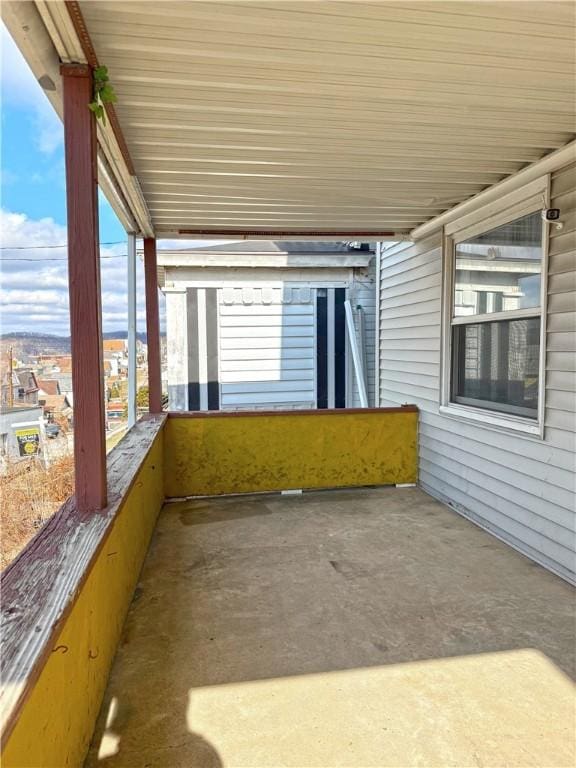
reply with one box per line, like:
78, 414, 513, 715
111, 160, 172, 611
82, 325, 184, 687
546, 162, 576, 454
219, 289, 316, 410
378, 163, 576, 584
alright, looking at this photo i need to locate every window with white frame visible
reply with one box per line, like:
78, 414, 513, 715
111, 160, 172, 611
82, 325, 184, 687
446, 209, 544, 423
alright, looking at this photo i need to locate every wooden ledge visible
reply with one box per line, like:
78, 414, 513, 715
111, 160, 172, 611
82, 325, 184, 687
167, 405, 418, 419
0, 415, 166, 742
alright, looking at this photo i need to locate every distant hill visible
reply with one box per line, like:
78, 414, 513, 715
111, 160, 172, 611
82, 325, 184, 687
0, 331, 151, 360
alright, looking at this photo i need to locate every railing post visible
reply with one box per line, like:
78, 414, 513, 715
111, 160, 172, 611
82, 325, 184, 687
127, 233, 138, 427
144, 237, 162, 413
61, 63, 107, 511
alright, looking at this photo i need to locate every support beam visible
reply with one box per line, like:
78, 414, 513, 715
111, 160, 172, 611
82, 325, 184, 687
61, 63, 107, 511
127, 233, 137, 427
144, 238, 163, 413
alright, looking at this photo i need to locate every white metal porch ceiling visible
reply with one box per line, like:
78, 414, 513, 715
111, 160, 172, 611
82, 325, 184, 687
70, 2, 576, 236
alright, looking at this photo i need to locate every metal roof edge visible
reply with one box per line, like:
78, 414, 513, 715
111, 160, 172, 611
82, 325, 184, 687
411, 140, 576, 241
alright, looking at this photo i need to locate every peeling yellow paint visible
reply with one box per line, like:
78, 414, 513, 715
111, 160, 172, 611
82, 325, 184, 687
2, 431, 165, 768
165, 410, 418, 497
3, 410, 417, 767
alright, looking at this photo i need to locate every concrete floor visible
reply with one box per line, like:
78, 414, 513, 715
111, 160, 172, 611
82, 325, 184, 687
86, 487, 575, 767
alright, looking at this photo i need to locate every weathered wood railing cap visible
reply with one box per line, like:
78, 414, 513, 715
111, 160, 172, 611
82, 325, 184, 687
0, 415, 166, 743
167, 405, 419, 419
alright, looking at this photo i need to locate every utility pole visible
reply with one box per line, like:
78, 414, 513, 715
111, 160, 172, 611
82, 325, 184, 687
8, 346, 14, 408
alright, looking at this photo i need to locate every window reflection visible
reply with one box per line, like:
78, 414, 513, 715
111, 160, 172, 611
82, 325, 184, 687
454, 211, 542, 317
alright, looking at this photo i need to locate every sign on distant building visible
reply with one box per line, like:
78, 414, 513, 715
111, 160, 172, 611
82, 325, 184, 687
14, 425, 41, 457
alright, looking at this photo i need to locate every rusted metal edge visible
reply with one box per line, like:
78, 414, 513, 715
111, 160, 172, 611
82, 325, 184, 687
59, 62, 90, 77
64, 0, 136, 176
167, 406, 418, 419
0, 416, 166, 744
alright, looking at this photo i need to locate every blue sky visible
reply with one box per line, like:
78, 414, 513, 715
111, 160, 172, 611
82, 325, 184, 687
0, 24, 228, 337
1, 24, 127, 243
0, 23, 144, 337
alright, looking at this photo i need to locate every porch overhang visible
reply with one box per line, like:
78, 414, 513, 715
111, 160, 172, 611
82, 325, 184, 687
3, 0, 575, 240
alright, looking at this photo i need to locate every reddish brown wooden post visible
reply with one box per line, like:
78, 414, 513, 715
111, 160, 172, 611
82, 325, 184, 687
144, 238, 163, 413
61, 64, 107, 511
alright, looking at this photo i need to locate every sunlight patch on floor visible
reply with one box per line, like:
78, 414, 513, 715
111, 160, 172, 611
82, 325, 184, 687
185, 649, 575, 768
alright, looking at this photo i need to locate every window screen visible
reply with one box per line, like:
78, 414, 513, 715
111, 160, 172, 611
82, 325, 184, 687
452, 317, 540, 417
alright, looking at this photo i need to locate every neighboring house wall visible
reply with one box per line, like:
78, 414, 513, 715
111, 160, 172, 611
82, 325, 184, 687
378, 162, 576, 584
164, 265, 376, 412
218, 286, 316, 410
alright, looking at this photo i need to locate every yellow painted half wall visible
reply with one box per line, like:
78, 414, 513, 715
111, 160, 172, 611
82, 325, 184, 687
1, 424, 165, 768
165, 407, 418, 497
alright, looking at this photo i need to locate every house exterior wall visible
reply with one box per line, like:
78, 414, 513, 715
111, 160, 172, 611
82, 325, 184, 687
163, 265, 377, 412
218, 287, 316, 410
165, 288, 188, 411
378, 162, 576, 584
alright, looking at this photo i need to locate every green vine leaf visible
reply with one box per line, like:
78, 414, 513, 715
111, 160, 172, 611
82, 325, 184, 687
88, 64, 117, 125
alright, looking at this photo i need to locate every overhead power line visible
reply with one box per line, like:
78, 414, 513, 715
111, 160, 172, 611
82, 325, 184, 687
0, 254, 129, 262
0, 240, 128, 250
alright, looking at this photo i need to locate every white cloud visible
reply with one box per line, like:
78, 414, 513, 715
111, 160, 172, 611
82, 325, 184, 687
0, 210, 224, 337
1, 210, 68, 248
1, 23, 63, 156
0, 210, 136, 335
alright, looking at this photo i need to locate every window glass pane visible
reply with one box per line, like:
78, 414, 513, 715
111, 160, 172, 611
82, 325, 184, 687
454, 211, 542, 317
452, 317, 540, 417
